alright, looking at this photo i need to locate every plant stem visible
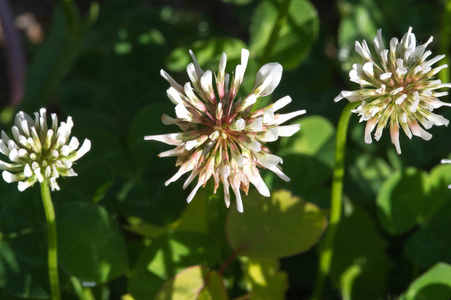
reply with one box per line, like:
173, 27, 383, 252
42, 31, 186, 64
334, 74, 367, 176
71, 277, 96, 300
59, 0, 79, 34
439, 0, 451, 84
311, 102, 359, 300
260, 0, 292, 65
41, 181, 61, 300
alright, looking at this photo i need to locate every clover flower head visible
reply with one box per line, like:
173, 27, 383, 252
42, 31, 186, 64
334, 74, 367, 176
145, 49, 305, 212
335, 27, 451, 154
441, 159, 451, 189
0, 108, 91, 191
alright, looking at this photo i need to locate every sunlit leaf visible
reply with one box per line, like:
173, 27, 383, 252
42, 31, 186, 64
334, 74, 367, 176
400, 263, 451, 300
226, 190, 326, 259
244, 258, 288, 300
155, 266, 227, 300
249, 0, 319, 69
273, 116, 335, 193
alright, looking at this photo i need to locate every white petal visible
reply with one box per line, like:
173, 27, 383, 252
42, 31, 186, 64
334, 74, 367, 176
175, 104, 191, 120
249, 173, 270, 197
374, 29, 385, 53
24, 164, 33, 177
263, 107, 274, 124
219, 165, 230, 178
244, 140, 261, 152
161, 69, 183, 92
247, 117, 263, 132
253, 63, 283, 97
18, 180, 34, 192
167, 87, 183, 105
273, 96, 292, 111
255, 152, 283, 168
257, 128, 279, 142
0, 160, 14, 170
200, 70, 213, 94
145, 133, 184, 146
334, 90, 360, 102
274, 110, 306, 125
189, 49, 204, 78
187, 181, 203, 203
380, 72, 392, 80
186, 63, 198, 83
240, 94, 257, 111
277, 124, 301, 137
8, 148, 20, 163
70, 139, 91, 161
231, 119, 245, 131
231, 184, 243, 213
268, 166, 290, 182
165, 167, 192, 186
2, 171, 20, 183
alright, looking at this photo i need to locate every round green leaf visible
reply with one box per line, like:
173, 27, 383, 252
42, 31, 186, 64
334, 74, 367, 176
249, 0, 319, 70
128, 269, 164, 300
337, 1, 381, 72
376, 168, 428, 235
274, 116, 335, 192
57, 202, 129, 283
0, 230, 49, 298
244, 258, 288, 300
401, 263, 451, 300
405, 201, 451, 268
226, 190, 326, 259
128, 103, 174, 177
155, 266, 227, 300
166, 38, 246, 72
348, 154, 392, 201
331, 205, 391, 300
132, 231, 220, 281
0, 187, 51, 298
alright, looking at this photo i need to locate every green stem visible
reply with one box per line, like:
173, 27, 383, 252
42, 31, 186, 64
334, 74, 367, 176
59, 0, 78, 34
311, 102, 359, 300
260, 0, 292, 64
41, 181, 61, 300
71, 277, 96, 300
439, 0, 451, 84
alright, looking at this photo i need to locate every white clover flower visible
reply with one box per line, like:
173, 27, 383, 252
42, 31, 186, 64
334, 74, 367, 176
0, 108, 91, 191
441, 159, 451, 189
335, 27, 451, 154
145, 49, 305, 212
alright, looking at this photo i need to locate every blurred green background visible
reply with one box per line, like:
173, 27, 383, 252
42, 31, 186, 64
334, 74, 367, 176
0, 0, 451, 299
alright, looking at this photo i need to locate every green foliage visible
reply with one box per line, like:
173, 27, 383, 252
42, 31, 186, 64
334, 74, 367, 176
226, 190, 326, 259
331, 205, 391, 300
57, 202, 129, 283
0, 0, 450, 298
377, 168, 429, 235
154, 266, 227, 300
243, 258, 288, 300
249, 0, 319, 68
400, 263, 451, 300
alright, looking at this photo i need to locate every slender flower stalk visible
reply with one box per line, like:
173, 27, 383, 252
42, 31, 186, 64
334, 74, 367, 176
335, 27, 451, 154
0, 108, 90, 299
311, 102, 358, 300
145, 49, 305, 212
41, 180, 61, 300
